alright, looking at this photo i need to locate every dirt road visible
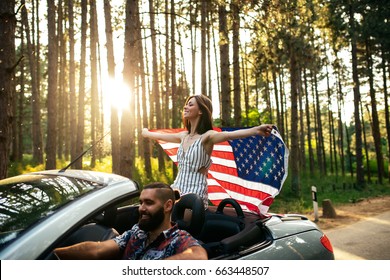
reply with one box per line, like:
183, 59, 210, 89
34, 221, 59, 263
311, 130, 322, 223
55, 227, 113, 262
310, 196, 390, 260
312, 196, 390, 231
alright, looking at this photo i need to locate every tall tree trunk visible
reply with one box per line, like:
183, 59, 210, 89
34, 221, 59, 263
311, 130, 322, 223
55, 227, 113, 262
381, 46, 390, 181
90, 0, 98, 168
201, 0, 207, 96
336, 61, 346, 177
211, 15, 221, 102
16, 23, 25, 162
45, 0, 58, 170
365, 39, 384, 183
219, 3, 231, 126
314, 70, 326, 175
75, 0, 88, 169
345, 123, 354, 178
242, 46, 249, 125
326, 67, 335, 174
303, 69, 315, 175
68, 0, 77, 163
289, 48, 300, 196
0, 0, 16, 178
120, 0, 138, 178
279, 66, 287, 140
149, 0, 165, 172
21, 0, 43, 164
231, 1, 241, 126
272, 68, 282, 134
362, 103, 371, 183
164, 0, 170, 128
57, 0, 64, 160
103, 0, 120, 174
349, 3, 365, 188
170, 0, 179, 127
136, 19, 151, 177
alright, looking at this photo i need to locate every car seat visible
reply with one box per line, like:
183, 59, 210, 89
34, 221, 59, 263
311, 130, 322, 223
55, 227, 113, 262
171, 193, 205, 238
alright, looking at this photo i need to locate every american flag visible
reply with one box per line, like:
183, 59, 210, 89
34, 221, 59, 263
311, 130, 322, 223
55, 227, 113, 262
155, 126, 289, 216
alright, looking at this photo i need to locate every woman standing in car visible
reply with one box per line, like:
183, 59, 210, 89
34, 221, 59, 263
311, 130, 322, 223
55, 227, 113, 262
142, 94, 273, 209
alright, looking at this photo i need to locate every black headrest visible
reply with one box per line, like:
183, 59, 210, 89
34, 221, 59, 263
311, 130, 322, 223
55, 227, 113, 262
171, 193, 205, 237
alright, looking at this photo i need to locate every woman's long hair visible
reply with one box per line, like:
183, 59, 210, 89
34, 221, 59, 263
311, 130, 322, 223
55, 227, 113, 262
183, 95, 213, 134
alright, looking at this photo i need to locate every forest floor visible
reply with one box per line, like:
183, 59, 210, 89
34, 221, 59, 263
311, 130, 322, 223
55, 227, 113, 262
311, 195, 390, 230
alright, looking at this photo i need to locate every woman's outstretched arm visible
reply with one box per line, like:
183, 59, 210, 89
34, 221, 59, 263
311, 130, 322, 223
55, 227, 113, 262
207, 124, 274, 144
142, 128, 186, 143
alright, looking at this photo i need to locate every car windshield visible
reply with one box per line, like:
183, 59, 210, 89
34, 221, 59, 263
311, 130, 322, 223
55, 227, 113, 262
0, 174, 102, 247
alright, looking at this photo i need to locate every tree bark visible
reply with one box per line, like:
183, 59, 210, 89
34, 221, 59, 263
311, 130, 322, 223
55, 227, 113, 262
45, 0, 58, 170
349, 3, 365, 188
219, 4, 231, 126
231, 2, 241, 127
21, 0, 43, 164
289, 46, 301, 196
365, 39, 384, 183
200, 0, 207, 96
103, 0, 120, 174
381, 46, 390, 182
120, 0, 138, 178
149, 0, 165, 172
68, 0, 77, 163
57, 0, 65, 160
90, 0, 98, 168
0, 0, 16, 178
75, 0, 88, 169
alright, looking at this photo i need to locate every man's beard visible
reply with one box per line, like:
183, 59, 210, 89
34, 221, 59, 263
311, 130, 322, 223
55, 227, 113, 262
138, 206, 165, 232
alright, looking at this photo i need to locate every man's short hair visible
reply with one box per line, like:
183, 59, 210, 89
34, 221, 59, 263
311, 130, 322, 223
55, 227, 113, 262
143, 182, 178, 206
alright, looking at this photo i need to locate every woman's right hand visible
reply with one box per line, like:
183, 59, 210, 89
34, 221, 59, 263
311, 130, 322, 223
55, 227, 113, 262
142, 128, 149, 137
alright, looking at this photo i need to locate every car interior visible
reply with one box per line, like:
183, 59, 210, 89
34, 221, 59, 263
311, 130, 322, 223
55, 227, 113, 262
51, 193, 272, 260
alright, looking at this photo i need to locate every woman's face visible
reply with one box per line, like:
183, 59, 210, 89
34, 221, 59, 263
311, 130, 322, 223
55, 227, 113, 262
183, 97, 201, 120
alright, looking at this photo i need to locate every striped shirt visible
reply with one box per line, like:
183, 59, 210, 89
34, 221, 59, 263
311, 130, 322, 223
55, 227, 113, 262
171, 137, 212, 209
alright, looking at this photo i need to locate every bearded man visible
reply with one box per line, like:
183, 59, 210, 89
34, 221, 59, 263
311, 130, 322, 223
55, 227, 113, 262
53, 182, 207, 260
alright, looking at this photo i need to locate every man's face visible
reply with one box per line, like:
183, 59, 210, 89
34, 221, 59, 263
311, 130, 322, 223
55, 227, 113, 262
138, 189, 166, 232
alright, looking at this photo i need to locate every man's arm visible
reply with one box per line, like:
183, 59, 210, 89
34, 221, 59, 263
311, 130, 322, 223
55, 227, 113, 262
53, 239, 121, 260
164, 245, 208, 260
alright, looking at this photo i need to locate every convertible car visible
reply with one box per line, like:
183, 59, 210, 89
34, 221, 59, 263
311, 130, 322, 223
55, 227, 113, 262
0, 170, 334, 260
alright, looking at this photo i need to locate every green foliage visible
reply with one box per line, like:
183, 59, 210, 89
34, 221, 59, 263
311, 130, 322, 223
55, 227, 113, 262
240, 108, 272, 127
82, 157, 113, 173
134, 157, 174, 187
272, 171, 390, 215
7, 155, 45, 177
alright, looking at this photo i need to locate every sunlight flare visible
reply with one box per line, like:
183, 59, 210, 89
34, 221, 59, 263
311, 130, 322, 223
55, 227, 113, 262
102, 77, 131, 116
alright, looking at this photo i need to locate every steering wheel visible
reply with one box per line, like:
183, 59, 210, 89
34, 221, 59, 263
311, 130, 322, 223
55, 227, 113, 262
215, 198, 245, 219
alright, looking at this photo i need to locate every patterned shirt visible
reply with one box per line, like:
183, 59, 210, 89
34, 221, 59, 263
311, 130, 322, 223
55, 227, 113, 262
113, 223, 201, 260
172, 137, 212, 209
